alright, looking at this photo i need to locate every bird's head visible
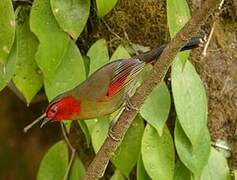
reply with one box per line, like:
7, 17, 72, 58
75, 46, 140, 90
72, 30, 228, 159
24, 96, 80, 132
46, 96, 80, 122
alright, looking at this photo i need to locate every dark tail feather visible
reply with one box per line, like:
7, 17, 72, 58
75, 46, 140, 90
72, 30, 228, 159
136, 36, 204, 63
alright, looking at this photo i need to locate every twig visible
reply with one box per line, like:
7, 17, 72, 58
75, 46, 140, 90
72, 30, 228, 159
202, 23, 215, 56
202, 0, 225, 56
101, 19, 121, 39
64, 149, 76, 180
61, 123, 76, 180
84, 0, 222, 179
218, 0, 225, 10
61, 123, 75, 150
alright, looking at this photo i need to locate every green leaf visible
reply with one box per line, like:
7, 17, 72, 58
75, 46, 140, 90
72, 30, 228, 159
110, 45, 130, 61
37, 141, 68, 180
0, 41, 17, 91
167, 0, 190, 63
91, 117, 110, 153
30, 0, 70, 78
173, 159, 192, 180
167, 0, 190, 38
13, 6, 43, 105
110, 170, 125, 180
138, 64, 153, 84
175, 120, 210, 178
0, 0, 15, 64
96, 0, 118, 17
140, 82, 170, 135
61, 120, 72, 133
142, 125, 175, 180
78, 121, 91, 147
137, 156, 151, 180
85, 119, 98, 136
51, 0, 90, 40
172, 58, 208, 145
111, 116, 144, 177
87, 39, 109, 75
233, 170, 237, 179
200, 148, 231, 180
83, 55, 90, 78
69, 157, 85, 180
44, 40, 86, 101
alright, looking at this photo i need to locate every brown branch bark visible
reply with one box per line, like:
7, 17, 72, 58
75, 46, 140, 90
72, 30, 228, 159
84, 0, 221, 179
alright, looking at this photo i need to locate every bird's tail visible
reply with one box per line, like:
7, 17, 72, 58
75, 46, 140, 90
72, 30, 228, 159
136, 36, 204, 63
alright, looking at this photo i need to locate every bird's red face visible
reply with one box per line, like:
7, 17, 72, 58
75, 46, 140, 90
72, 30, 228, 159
46, 96, 81, 122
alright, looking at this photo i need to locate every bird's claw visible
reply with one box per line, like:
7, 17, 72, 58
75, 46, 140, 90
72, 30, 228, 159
125, 96, 139, 111
108, 127, 120, 142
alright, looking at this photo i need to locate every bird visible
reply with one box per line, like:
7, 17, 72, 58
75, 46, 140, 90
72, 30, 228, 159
24, 36, 203, 132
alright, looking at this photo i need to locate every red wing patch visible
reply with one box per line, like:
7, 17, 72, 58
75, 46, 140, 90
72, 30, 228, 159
107, 59, 145, 97
107, 71, 128, 97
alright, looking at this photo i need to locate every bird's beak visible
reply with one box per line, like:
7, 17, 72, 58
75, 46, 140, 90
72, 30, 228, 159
40, 117, 51, 128
24, 113, 47, 133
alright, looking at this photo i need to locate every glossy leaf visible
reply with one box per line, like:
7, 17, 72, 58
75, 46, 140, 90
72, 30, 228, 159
167, 0, 190, 62
167, 0, 190, 38
137, 156, 151, 180
233, 170, 237, 179
0, 41, 17, 91
167, 0, 190, 65
138, 64, 153, 86
64, 120, 72, 133
0, 0, 15, 64
85, 119, 98, 136
110, 170, 125, 180
140, 82, 170, 135
51, 0, 90, 40
142, 125, 175, 180
172, 58, 208, 145
37, 141, 68, 180
44, 40, 86, 101
78, 121, 91, 147
111, 116, 144, 177
30, 0, 69, 78
13, 6, 43, 104
167, 0, 190, 64
175, 120, 210, 178
173, 159, 192, 180
83, 55, 90, 78
96, 0, 118, 17
200, 148, 231, 180
91, 117, 110, 153
87, 39, 109, 75
69, 157, 85, 180
110, 45, 130, 61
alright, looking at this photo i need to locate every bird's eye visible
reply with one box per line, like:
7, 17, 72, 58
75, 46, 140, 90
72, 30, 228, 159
51, 108, 57, 114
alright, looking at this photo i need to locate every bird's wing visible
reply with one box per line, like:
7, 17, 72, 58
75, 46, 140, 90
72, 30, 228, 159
107, 59, 145, 98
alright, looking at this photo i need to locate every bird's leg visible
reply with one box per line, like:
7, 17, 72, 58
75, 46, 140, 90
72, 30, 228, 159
108, 94, 139, 142
125, 94, 139, 111
60, 122, 76, 180
109, 107, 124, 127
108, 93, 139, 142
108, 127, 120, 142
108, 126, 121, 142
108, 108, 124, 142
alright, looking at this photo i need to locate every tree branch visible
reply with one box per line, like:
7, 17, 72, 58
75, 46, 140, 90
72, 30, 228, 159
84, 0, 221, 179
